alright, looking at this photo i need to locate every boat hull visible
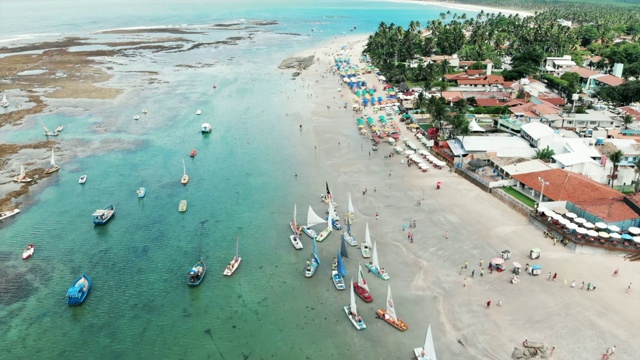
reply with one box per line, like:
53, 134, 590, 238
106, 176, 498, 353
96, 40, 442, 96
93, 205, 115, 225
179, 200, 187, 212
413, 347, 430, 360
304, 262, 318, 278
332, 271, 346, 290
0, 209, 20, 221
22, 244, 35, 260
187, 261, 206, 286
301, 226, 317, 239
316, 228, 332, 242
365, 263, 390, 280
361, 244, 371, 258
190, 149, 197, 157
181, 175, 189, 184
289, 221, 301, 235
376, 309, 408, 331
44, 165, 60, 174
67, 275, 91, 305
14, 177, 32, 183
137, 187, 146, 198
342, 232, 357, 246
289, 235, 303, 250
79, 175, 87, 184
223, 257, 242, 276
353, 282, 373, 302
344, 306, 366, 330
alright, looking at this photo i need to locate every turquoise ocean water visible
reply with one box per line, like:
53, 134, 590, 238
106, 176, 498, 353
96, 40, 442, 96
0, 1, 477, 358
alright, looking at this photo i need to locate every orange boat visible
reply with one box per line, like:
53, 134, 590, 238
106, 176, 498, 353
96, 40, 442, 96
376, 285, 408, 331
190, 149, 197, 157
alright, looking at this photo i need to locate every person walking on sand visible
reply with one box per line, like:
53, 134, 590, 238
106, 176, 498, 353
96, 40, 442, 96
402, 224, 406, 232
552, 272, 557, 281
479, 259, 483, 267
627, 282, 632, 294
480, 268, 484, 277
571, 280, 576, 288
497, 299, 502, 307
413, 220, 416, 228
471, 269, 475, 278
613, 268, 619, 277
463, 278, 467, 287
581, 281, 585, 290
548, 272, 552, 281
486, 300, 491, 309
464, 261, 468, 270
445, 230, 449, 239
375, 212, 379, 220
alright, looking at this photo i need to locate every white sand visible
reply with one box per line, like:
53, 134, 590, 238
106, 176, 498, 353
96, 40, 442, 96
291, 35, 639, 359
392, 0, 534, 18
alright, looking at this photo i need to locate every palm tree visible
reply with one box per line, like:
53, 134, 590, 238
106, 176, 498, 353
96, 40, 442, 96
622, 114, 634, 130
608, 150, 625, 188
634, 157, 640, 193
534, 146, 555, 162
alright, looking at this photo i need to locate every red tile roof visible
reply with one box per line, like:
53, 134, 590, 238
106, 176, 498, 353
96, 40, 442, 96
475, 98, 503, 107
441, 91, 464, 102
574, 199, 638, 222
466, 69, 485, 75
594, 75, 624, 87
538, 97, 566, 106
568, 67, 600, 78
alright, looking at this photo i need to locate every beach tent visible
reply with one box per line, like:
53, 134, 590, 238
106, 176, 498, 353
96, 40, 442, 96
366, 117, 374, 126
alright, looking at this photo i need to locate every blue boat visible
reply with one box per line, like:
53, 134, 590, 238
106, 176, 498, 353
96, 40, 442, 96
305, 237, 320, 278
331, 218, 343, 230
66, 274, 91, 305
92, 204, 115, 225
332, 251, 347, 290
187, 259, 206, 286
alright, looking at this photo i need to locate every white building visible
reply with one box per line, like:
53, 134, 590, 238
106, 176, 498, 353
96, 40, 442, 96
520, 122, 556, 148
544, 55, 576, 73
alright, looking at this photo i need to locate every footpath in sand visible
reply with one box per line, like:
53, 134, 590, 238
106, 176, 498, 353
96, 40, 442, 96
291, 35, 640, 360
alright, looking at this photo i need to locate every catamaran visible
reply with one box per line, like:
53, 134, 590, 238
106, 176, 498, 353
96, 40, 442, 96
14, 164, 32, 183
332, 251, 347, 290
344, 279, 366, 330
303, 205, 326, 239
41, 121, 59, 136
180, 158, 189, 184
304, 236, 320, 278
223, 236, 242, 276
44, 149, 60, 174
376, 284, 408, 331
1, 92, 9, 107
414, 323, 437, 360
316, 201, 335, 242
289, 204, 303, 250
353, 263, 373, 302
360, 222, 372, 258
365, 241, 390, 280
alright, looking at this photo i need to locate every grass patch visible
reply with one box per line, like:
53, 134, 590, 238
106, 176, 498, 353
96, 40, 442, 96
502, 187, 536, 208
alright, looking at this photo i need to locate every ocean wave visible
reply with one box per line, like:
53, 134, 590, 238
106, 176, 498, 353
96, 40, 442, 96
0, 33, 62, 44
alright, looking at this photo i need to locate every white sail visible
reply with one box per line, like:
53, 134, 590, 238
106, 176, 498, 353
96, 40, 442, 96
424, 324, 437, 360
50, 149, 56, 166
19, 165, 26, 179
327, 201, 335, 230
364, 223, 372, 247
386, 284, 398, 322
293, 204, 298, 236
1, 93, 8, 107
357, 263, 369, 292
306, 206, 326, 227
348, 193, 354, 215
372, 241, 380, 269
182, 158, 186, 175
350, 278, 358, 316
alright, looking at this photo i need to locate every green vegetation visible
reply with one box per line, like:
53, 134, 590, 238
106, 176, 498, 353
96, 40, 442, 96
534, 146, 556, 162
502, 187, 536, 208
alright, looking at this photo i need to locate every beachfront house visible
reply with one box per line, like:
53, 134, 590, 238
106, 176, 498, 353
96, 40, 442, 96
544, 55, 576, 74
548, 110, 620, 131
520, 122, 556, 148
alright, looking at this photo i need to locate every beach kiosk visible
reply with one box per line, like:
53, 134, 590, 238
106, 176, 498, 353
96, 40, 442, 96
501, 250, 511, 260
529, 248, 541, 260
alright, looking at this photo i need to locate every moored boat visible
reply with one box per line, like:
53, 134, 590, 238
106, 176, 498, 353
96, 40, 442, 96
134, 115, 140, 120
137, 187, 146, 198
354, 263, 373, 302
361, 222, 372, 258
187, 259, 206, 286
316, 201, 335, 242
196, 109, 202, 115
344, 279, 366, 330
304, 205, 326, 239
79, 175, 87, 184
66, 274, 91, 305
365, 241, 390, 280
14, 164, 32, 183
55, 125, 64, 133
0, 209, 20, 221
190, 149, 197, 157
142, 108, 148, 114
201, 123, 212, 133
179, 200, 187, 212
1, 92, 9, 107
304, 236, 320, 278
22, 244, 35, 260
289, 204, 303, 250
181, 158, 189, 184
342, 220, 357, 246
223, 236, 242, 276
414, 323, 438, 360
42, 121, 59, 136
331, 251, 347, 290
93, 204, 115, 225
376, 284, 408, 331
44, 149, 60, 174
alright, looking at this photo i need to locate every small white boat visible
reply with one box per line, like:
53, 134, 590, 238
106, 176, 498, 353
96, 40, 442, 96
414, 323, 438, 360
304, 205, 326, 239
180, 158, 189, 184
137, 187, 146, 198
134, 115, 140, 120
42, 121, 59, 136
223, 236, 242, 276
14, 164, 32, 183
1, 92, 9, 108
342, 220, 357, 246
79, 175, 87, 184
179, 200, 187, 212
316, 201, 335, 242
196, 109, 202, 115
142, 108, 148, 114
201, 123, 212, 133
0, 209, 20, 221
344, 278, 366, 330
22, 244, 35, 260
289, 204, 303, 250
360, 222, 372, 258
55, 125, 64, 133
44, 149, 60, 174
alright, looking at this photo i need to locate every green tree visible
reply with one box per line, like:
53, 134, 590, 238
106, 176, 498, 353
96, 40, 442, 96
608, 150, 625, 188
622, 114, 634, 129
534, 146, 555, 162
634, 157, 640, 193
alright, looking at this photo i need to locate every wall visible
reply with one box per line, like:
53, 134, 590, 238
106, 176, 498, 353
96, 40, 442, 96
491, 188, 532, 216
489, 179, 518, 188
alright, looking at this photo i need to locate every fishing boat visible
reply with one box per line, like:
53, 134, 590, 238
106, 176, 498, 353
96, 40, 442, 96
223, 236, 242, 276
414, 323, 437, 360
142, 108, 148, 114
0, 209, 20, 221
22, 244, 35, 260
365, 242, 390, 280
55, 125, 64, 133
42, 121, 59, 136
316, 201, 335, 242
344, 279, 366, 330
66, 274, 91, 305
189, 149, 197, 157
354, 263, 373, 302
201, 123, 212, 133
342, 220, 357, 246
1, 92, 9, 107
361, 222, 372, 258
44, 149, 60, 174
304, 236, 320, 278
303, 205, 326, 239
79, 175, 87, 184
136, 181, 146, 198
376, 284, 408, 331
332, 251, 347, 290
14, 164, 32, 183
134, 115, 140, 120
180, 158, 189, 184
93, 204, 115, 225
179, 200, 187, 212
347, 192, 355, 224
196, 109, 202, 115
289, 204, 303, 250
187, 259, 206, 286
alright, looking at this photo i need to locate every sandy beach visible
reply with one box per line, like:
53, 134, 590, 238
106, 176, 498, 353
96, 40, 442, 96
290, 35, 639, 359
393, 0, 534, 18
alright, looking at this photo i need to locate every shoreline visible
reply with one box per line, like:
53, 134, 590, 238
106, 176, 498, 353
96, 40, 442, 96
390, 0, 534, 17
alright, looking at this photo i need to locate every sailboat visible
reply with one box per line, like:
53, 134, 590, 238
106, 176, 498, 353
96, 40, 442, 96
223, 236, 242, 276
180, 158, 189, 184
347, 192, 355, 225
304, 236, 320, 278
360, 222, 372, 258
344, 279, 366, 330
303, 205, 326, 239
342, 219, 357, 246
136, 180, 146, 198
14, 164, 32, 183
1, 92, 9, 107
44, 149, 60, 174
289, 204, 303, 250
41, 121, 59, 136
353, 263, 373, 302
376, 284, 408, 331
196, 109, 202, 115
414, 323, 437, 360
332, 250, 347, 290
316, 201, 334, 242
365, 242, 390, 280
321, 181, 336, 207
